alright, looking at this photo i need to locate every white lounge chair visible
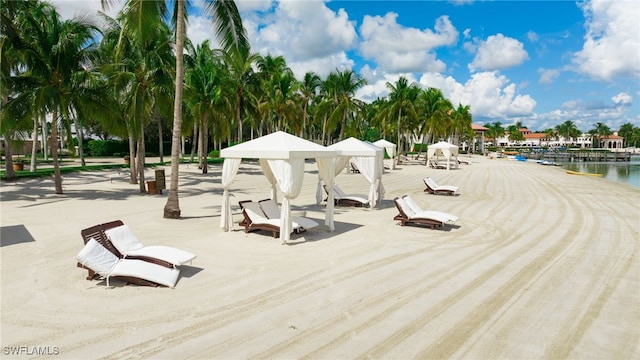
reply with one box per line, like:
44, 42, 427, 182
403, 195, 459, 222
423, 176, 459, 196
105, 224, 196, 267
326, 184, 370, 207
258, 199, 319, 230
76, 238, 180, 287
393, 196, 458, 229
238, 200, 308, 237
428, 159, 447, 169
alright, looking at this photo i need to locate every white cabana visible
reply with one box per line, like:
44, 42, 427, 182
373, 139, 397, 170
326, 137, 385, 207
427, 141, 459, 170
219, 131, 337, 244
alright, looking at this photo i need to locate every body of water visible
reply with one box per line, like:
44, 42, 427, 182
559, 155, 640, 187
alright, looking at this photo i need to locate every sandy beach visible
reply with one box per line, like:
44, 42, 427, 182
1, 155, 638, 359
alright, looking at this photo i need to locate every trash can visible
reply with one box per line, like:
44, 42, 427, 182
147, 180, 160, 195
155, 169, 166, 190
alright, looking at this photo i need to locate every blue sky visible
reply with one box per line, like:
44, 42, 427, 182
51, 0, 640, 133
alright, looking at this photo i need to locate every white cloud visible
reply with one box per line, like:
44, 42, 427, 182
359, 13, 458, 73
288, 53, 354, 79
235, 0, 274, 13
356, 72, 418, 103
469, 34, 529, 72
538, 68, 560, 84
418, 71, 536, 119
527, 31, 539, 42
47, 0, 120, 22
611, 92, 632, 105
247, 0, 358, 78
186, 15, 222, 49
572, 0, 640, 81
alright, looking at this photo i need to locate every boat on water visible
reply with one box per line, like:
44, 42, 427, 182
566, 170, 604, 177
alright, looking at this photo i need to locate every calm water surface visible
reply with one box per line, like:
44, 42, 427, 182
560, 155, 640, 187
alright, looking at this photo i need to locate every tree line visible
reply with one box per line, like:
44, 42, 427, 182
482, 121, 640, 147
1, 0, 474, 219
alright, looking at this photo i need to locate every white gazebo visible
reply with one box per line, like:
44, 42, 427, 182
427, 141, 459, 170
219, 131, 337, 243
373, 139, 397, 170
327, 137, 385, 207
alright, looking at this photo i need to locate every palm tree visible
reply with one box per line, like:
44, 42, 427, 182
103, 0, 249, 217
184, 40, 233, 172
6, 1, 102, 193
417, 87, 453, 151
618, 122, 640, 148
485, 122, 505, 147
103, 7, 175, 190
507, 124, 524, 145
321, 69, 366, 142
298, 72, 321, 138
449, 103, 472, 146
555, 120, 580, 146
217, 48, 259, 143
380, 76, 420, 161
589, 122, 613, 148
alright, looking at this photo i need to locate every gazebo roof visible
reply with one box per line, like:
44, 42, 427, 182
220, 131, 335, 159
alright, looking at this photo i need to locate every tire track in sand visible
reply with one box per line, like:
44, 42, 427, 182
252, 166, 567, 359
355, 163, 584, 359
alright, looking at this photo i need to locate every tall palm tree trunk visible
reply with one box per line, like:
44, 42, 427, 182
396, 108, 402, 166
190, 122, 198, 162
164, 0, 185, 219
236, 87, 242, 143
198, 116, 205, 169
30, 118, 39, 171
4, 135, 16, 180
74, 117, 86, 167
137, 127, 146, 193
51, 110, 63, 194
157, 112, 164, 163
128, 132, 137, 184
41, 116, 49, 160
202, 117, 208, 174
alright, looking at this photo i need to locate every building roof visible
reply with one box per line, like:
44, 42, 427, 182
523, 133, 548, 139
472, 123, 488, 131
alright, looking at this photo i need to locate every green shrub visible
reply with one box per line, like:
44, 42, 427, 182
209, 150, 220, 158
87, 140, 128, 156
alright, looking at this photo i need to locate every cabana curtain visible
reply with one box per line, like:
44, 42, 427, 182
219, 131, 337, 244
220, 158, 241, 231
259, 159, 278, 202
327, 138, 385, 208
266, 159, 305, 240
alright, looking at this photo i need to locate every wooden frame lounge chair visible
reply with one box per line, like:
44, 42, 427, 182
428, 159, 447, 169
258, 199, 319, 231
393, 196, 458, 229
423, 176, 459, 196
324, 184, 370, 207
238, 200, 307, 238
78, 220, 195, 281
76, 238, 179, 287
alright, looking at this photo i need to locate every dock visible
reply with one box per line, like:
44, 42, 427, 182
526, 151, 631, 162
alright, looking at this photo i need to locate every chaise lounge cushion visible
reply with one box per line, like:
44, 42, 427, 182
423, 177, 459, 195
258, 199, 319, 230
76, 238, 180, 288
105, 225, 196, 266
76, 238, 119, 276
403, 195, 459, 223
